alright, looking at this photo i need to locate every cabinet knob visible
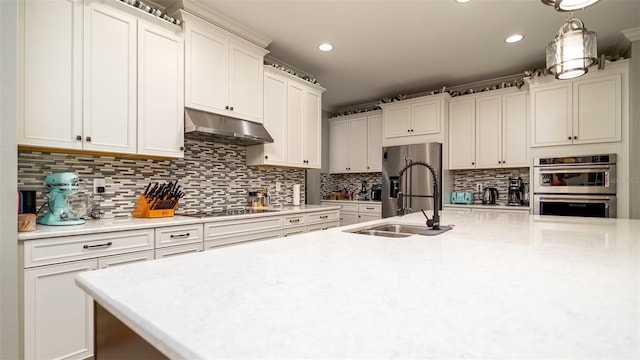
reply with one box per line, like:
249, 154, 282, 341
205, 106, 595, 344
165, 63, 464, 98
568, 136, 572, 140
225, 105, 229, 110
410, 129, 414, 132
471, 162, 475, 165
573, 136, 578, 140
265, 155, 269, 159
407, 129, 411, 133
180, 146, 184, 151
76, 135, 82, 141
230, 106, 234, 111
86, 136, 91, 142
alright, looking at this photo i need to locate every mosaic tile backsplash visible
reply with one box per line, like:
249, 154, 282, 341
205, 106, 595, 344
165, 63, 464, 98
321, 172, 383, 199
18, 137, 306, 218
451, 167, 529, 203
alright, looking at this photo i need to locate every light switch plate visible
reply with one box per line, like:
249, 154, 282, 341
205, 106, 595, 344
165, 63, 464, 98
476, 183, 483, 192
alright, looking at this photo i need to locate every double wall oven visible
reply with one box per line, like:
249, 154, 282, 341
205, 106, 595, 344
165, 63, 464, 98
533, 154, 617, 218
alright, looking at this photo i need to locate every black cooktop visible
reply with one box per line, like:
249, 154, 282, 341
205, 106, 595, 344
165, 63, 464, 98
178, 208, 279, 218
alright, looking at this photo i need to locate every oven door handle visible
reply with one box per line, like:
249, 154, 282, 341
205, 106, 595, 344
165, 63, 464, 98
537, 166, 611, 174
536, 195, 615, 203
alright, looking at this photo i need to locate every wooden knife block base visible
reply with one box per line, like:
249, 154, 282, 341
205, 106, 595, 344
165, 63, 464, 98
132, 195, 177, 218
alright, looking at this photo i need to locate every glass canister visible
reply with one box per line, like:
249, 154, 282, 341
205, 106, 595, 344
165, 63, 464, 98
247, 191, 258, 208
18, 213, 37, 232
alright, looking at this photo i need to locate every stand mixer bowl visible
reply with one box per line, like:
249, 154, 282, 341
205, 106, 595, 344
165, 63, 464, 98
37, 172, 89, 226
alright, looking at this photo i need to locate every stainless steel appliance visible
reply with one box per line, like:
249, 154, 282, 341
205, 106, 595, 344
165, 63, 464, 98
533, 154, 617, 218
370, 184, 382, 201
522, 183, 530, 206
482, 187, 499, 205
507, 176, 523, 206
382, 143, 442, 218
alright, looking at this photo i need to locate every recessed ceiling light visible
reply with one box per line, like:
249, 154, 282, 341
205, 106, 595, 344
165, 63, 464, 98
455, 0, 471, 3
505, 34, 524, 43
318, 43, 334, 52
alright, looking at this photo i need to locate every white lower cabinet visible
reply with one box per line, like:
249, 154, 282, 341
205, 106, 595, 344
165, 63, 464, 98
321, 201, 382, 225
306, 210, 340, 231
22, 229, 154, 360
156, 243, 202, 258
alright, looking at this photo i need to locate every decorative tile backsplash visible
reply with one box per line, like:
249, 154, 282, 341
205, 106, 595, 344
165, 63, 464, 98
451, 167, 529, 202
321, 172, 383, 199
18, 138, 306, 218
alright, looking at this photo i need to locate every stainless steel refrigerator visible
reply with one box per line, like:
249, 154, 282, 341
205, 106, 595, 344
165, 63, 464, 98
382, 143, 442, 218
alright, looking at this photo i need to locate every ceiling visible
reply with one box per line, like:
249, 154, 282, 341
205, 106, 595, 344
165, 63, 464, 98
172, 0, 640, 112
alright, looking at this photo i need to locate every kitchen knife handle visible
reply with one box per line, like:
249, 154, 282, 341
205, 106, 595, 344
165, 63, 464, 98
83, 242, 113, 250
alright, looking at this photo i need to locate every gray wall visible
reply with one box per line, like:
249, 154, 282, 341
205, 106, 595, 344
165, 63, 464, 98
628, 35, 640, 219
0, 0, 19, 358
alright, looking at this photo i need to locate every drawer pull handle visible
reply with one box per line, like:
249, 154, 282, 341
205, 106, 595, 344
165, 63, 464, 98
320, 215, 328, 219
83, 242, 113, 250
366, 207, 375, 210
290, 219, 300, 223
170, 233, 190, 239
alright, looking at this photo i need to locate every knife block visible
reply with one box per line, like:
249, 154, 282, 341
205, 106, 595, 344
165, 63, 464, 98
132, 195, 178, 218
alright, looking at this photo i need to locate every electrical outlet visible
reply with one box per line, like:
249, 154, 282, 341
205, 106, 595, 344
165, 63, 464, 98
93, 178, 106, 194
276, 182, 281, 192
476, 183, 483, 192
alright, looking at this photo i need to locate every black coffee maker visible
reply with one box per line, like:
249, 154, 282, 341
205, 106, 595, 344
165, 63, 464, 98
507, 176, 523, 206
371, 184, 382, 201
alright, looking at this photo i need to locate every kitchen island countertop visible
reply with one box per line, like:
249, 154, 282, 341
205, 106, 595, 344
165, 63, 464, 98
76, 210, 640, 359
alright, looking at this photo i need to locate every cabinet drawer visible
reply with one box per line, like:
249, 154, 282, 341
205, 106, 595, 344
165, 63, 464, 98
307, 210, 339, 224
155, 243, 202, 258
282, 225, 307, 237
155, 224, 203, 248
307, 221, 340, 232
282, 214, 306, 228
203, 216, 282, 247
358, 203, 381, 214
98, 250, 155, 269
24, 229, 154, 268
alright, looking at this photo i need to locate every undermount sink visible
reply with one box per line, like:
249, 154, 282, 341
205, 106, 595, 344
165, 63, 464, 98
346, 223, 453, 237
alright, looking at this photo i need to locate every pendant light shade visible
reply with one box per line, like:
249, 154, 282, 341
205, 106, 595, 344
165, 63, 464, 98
541, 0, 601, 12
546, 18, 597, 80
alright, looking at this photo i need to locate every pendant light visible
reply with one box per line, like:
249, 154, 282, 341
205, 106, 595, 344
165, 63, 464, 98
545, 15, 598, 80
540, 0, 600, 12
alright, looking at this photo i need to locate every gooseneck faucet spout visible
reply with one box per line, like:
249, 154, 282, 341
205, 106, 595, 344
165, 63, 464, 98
397, 160, 440, 230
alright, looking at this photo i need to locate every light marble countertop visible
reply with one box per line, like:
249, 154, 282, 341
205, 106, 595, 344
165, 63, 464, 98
321, 199, 382, 204
18, 204, 340, 241
76, 210, 640, 359
444, 203, 531, 210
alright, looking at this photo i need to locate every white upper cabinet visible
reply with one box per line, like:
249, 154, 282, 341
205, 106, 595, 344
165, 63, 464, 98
19, 0, 185, 157
530, 64, 624, 147
246, 67, 325, 169
137, 22, 185, 157
367, 114, 383, 172
381, 95, 448, 141
83, 2, 137, 154
328, 110, 382, 174
18, 0, 83, 149
449, 98, 476, 169
183, 11, 268, 123
449, 89, 528, 170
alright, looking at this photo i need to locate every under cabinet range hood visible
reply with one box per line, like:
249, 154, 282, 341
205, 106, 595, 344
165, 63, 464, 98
184, 108, 273, 145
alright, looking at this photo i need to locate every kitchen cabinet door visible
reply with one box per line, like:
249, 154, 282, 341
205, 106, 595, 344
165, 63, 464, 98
502, 92, 528, 167
329, 119, 350, 173
24, 259, 97, 360
411, 99, 441, 135
137, 22, 185, 157
475, 95, 502, 169
573, 73, 621, 144
19, 0, 83, 150
449, 99, 476, 169
287, 81, 306, 167
229, 42, 264, 123
184, 14, 228, 115
83, 3, 137, 154
383, 103, 412, 138
304, 88, 322, 168
530, 83, 572, 147
348, 117, 368, 173
367, 114, 383, 172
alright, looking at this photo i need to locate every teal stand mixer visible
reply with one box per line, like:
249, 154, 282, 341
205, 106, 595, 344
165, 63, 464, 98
37, 172, 89, 226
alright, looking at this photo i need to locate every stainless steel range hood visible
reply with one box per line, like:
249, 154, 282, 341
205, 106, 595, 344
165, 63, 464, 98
184, 108, 273, 145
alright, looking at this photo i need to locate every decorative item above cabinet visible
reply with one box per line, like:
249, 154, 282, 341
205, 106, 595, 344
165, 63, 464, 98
181, 11, 269, 124
380, 93, 450, 146
528, 60, 627, 148
246, 66, 325, 169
